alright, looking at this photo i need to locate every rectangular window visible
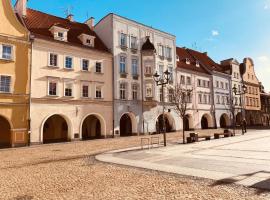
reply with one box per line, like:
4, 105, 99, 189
65, 56, 73, 69
145, 61, 152, 75
96, 62, 102, 73
203, 80, 206, 87
180, 75, 185, 84
159, 88, 163, 102
197, 79, 201, 87
82, 85, 89, 98
198, 94, 202, 104
120, 83, 126, 100
120, 56, 126, 74
132, 84, 138, 100
168, 66, 173, 82
168, 89, 173, 102
58, 32, 64, 38
216, 81, 219, 88
48, 81, 57, 96
64, 83, 73, 97
204, 94, 207, 104
158, 65, 164, 76
96, 86, 102, 99
49, 53, 58, 67
221, 82, 224, 89
120, 33, 127, 47
217, 95, 220, 104
146, 84, 153, 98
158, 45, 164, 57
130, 36, 137, 49
2, 45, 12, 60
187, 77, 191, 85
82, 59, 89, 71
132, 59, 138, 76
0, 75, 11, 93
225, 83, 229, 90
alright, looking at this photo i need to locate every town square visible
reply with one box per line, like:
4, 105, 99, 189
0, 0, 270, 199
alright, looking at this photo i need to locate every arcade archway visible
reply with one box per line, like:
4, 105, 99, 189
82, 115, 102, 140
0, 116, 12, 148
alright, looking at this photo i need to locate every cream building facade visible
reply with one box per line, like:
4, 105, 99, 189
16, 1, 113, 144
95, 14, 177, 136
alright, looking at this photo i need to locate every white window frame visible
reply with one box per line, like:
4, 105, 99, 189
81, 58, 89, 71
47, 78, 58, 96
81, 82, 90, 98
131, 58, 138, 76
132, 83, 138, 100
95, 61, 103, 73
145, 84, 153, 98
130, 36, 137, 49
64, 56, 74, 69
1, 44, 14, 61
120, 55, 126, 74
120, 33, 127, 47
0, 75, 12, 93
95, 85, 103, 99
64, 81, 74, 97
119, 82, 127, 100
48, 52, 58, 67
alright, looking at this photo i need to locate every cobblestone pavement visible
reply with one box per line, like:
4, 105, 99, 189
0, 129, 269, 200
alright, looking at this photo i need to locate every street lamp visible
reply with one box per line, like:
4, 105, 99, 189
153, 69, 171, 147
232, 84, 247, 134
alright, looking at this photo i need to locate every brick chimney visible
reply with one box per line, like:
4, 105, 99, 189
15, 0, 27, 17
85, 17, 95, 30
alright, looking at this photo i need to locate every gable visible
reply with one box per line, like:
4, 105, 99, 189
0, 0, 28, 38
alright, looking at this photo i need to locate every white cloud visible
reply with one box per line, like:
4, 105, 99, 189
264, 5, 269, 9
257, 56, 269, 62
211, 30, 219, 36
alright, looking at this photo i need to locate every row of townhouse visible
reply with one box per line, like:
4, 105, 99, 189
0, 0, 269, 148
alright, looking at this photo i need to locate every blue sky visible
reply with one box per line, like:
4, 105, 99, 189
12, 0, 270, 91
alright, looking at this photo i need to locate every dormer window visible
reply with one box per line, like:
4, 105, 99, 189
79, 34, 95, 47
176, 56, 180, 62
196, 60, 200, 67
50, 24, 69, 42
186, 58, 190, 65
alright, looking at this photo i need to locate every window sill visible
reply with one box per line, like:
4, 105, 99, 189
0, 91, 12, 94
94, 97, 104, 100
81, 97, 91, 99
63, 68, 74, 71
47, 65, 59, 69
46, 95, 59, 98
63, 96, 74, 99
81, 70, 90, 73
0, 58, 14, 62
120, 73, 128, 78
95, 72, 104, 75
120, 45, 128, 50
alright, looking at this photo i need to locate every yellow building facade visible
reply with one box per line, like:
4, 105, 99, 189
0, 0, 30, 147
242, 58, 261, 126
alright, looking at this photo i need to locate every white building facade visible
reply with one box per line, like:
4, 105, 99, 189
95, 13, 177, 135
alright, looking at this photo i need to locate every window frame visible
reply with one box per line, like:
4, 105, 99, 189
64, 56, 73, 69
0, 75, 11, 93
48, 53, 58, 67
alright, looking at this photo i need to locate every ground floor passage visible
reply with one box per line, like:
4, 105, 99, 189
0, 116, 12, 148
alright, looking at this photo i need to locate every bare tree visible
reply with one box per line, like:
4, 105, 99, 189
169, 83, 193, 144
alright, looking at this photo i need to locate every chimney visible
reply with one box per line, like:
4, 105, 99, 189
15, 0, 27, 17
66, 14, 74, 22
85, 17, 95, 30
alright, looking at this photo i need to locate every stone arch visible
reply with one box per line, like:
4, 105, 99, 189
201, 113, 213, 129
220, 113, 230, 128
0, 115, 12, 148
184, 114, 194, 131
80, 113, 106, 140
120, 112, 137, 137
156, 113, 175, 133
41, 114, 72, 144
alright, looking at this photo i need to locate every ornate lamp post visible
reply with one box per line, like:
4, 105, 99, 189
153, 70, 171, 147
232, 84, 247, 134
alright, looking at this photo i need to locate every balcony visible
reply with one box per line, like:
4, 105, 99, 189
144, 73, 153, 78
120, 44, 128, 51
130, 47, 138, 54
120, 72, 128, 78
159, 55, 165, 60
132, 74, 139, 80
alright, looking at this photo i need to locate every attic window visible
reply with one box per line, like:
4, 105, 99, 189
50, 25, 68, 42
176, 56, 179, 62
86, 39, 91, 44
58, 32, 64, 38
186, 58, 190, 65
196, 60, 200, 67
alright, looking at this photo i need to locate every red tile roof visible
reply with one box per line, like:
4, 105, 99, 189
176, 47, 210, 75
22, 8, 109, 52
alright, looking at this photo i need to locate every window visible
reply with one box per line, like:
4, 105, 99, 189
187, 77, 191, 85
49, 53, 58, 67
221, 82, 224, 89
120, 33, 127, 47
58, 32, 64, 39
235, 97, 238, 105
65, 56, 73, 69
225, 83, 229, 90
222, 96, 225, 104
198, 94, 202, 103
168, 89, 173, 102
216, 81, 219, 88
187, 94, 192, 103
165, 47, 172, 59
120, 56, 126, 74
82, 84, 89, 98
132, 59, 138, 76
159, 88, 163, 102
82, 59, 89, 71
130, 36, 137, 49
158, 65, 164, 76
132, 84, 138, 100
207, 81, 210, 87
197, 79, 201, 87
196, 60, 200, 67
120, 83, 126, 100
158, 45, 164, 57
186, 58, 190, 64
0, 75, 11, 93
145, 60, 152, 75
168, 66, 173, 82
96, 86, 102, 99
217, 95, 220, 104
204, 94, 208, 104
48, 81, 57, 96
146, 84, 153, 97
64, 83, 73, 97
203, 80, 206, 87
1, 45, 12, 60
180, 75, 185, 84
96, 62, 102, 73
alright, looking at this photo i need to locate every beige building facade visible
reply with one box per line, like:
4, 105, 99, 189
16, 2, 113, 144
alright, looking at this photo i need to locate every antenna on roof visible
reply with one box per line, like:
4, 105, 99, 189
65, 5, 74, 16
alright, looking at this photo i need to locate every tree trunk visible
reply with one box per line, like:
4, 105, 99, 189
182, 117, 185, 144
